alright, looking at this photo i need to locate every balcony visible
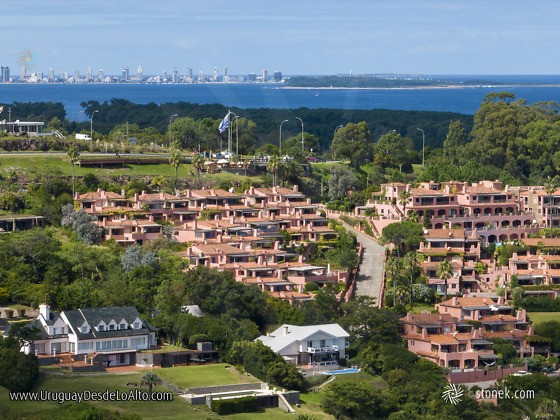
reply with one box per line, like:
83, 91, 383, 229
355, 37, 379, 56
307, 346, 339, 354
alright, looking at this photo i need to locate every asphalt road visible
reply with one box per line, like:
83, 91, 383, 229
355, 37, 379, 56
353, 229, 387, 305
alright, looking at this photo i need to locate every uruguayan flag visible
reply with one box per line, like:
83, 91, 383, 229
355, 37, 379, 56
218, 113, 230, 133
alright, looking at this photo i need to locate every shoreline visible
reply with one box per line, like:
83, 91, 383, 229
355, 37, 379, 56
280, 84, 560, 90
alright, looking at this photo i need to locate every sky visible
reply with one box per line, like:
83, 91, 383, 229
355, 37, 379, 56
1, 0, 559, 76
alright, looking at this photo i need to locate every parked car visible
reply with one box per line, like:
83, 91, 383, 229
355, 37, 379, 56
512, 370, 531, 376
542, 366, 555, 374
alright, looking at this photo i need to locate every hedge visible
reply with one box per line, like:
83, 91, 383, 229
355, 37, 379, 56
211, 396, 258, 415
517, 296, 560, 312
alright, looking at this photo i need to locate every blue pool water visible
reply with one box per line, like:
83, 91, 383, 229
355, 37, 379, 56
326, 368, 360, 375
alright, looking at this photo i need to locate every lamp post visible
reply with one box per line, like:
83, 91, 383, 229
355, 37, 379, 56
296, 117, 304, 152
279, 119, 288, 155
417, 128, 425, 167
90, 110, 98, 141
169, 114, 178, 146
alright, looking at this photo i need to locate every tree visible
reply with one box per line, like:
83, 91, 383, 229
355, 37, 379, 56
191, 153, 205, 189
403, 251, 419, 309
0, 335, 39, 392
331, 122, 372, 168
385, 257, 400, 308
398, 189, 411, 218
61, 204, 103, 244
169, 148, 182, 194
443, 120, 467, 165
121, 245, 157, 272
266, 155, 282, 187
544, 177, 556, 229
322, 380, 387, 419
67, 145, 80, 196
374, 131, 414, 170
437, 260, 452, 301
279, 159, 302, 185
380, 221, 423, 258
140, 371, 161, 395
328, 165, 357, 201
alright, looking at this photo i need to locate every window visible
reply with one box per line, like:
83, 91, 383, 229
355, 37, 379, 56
133, 322, 141, 329
81, 326, 89, 333
320, 340, 326, 348
120, 323, 126, 330
307, 341, 313, 348
109, 324, 116, 331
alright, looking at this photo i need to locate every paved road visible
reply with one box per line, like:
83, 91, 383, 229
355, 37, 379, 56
335, 219, 387, 305
353, 229, 387, 305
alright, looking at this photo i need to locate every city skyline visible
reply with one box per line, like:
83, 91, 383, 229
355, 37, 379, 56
1, 0, 559, 75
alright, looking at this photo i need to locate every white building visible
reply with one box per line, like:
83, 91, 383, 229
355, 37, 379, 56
5, 305, 157, 366
256, 324, 349, 366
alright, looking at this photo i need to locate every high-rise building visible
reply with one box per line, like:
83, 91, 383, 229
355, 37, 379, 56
74, 69, 80, 81
20, 66, 26, 79
273, 71, 282, 82
48, 68, 54, 82
223, 66, 229, 83
198, 70, 204, 83
1, 66, 10, 83
136, 65, 143, 81
187, 67, 193, 79
59, 71, 68, 81
36, 72, 43, 81
263, 68, 268, 82
162, 71, 168, 82
98, 69, 105, 81
213, 66, 218, 82
122, 66, 129, 81
86, 67, 92, 81
248, 73, 257, 82
172, 70, 179, 83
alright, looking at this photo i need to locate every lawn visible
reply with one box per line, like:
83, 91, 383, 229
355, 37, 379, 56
157, 363, 260, 390
410, 303, 436, 314
0, 154, 263, 185
527, 312, 560, 326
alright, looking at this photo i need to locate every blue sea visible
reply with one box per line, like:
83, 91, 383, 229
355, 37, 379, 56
1, 75, 560, 121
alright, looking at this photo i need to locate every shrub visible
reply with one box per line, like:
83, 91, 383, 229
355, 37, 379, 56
211, 396, 258, 415
304, 282, 319, 292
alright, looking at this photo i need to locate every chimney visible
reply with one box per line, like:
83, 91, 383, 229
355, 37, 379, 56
283, 326, 289, 336
74, 192, 80, 200
453, 297, 459, 305
422, 328, 428, 339
406, 313, 413, 321
439, 315, 444, 321
141, 190, 146, 196
293, 185, 298, 192
39, 304, 50, 320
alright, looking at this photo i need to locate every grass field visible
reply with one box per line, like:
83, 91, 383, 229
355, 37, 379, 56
158, 363, 260, 389
527, 312, 560, 326
410, 303, 436, 314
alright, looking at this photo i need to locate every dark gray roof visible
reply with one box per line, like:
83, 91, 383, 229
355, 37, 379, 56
64, 306, 156, 340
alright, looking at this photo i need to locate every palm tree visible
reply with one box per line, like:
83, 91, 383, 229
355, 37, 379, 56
544, 177, 556, 229
150, 175, 166, 192
280, 159, 302, 185
169, 148, 182, 194
437, 260, 453, 302
266, 155, 282, 187
403, 251, 419, 310
192, 153, 205, 190
140, 371, 162, 395
67, 145, 80, 196
385, 256, 400, 307
398, 189, 411, 218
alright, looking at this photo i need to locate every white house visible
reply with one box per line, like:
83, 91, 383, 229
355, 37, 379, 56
4, 305, 157, 366
256, 323, 350, 366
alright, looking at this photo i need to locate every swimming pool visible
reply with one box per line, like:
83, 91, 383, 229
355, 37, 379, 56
325, 368, 360, 375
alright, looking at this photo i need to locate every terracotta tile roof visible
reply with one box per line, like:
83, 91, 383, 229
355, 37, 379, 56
400, 313, 454, 324
439, 297, 504, 308
137, 193, 178, 201
191, 189, 240, 198
521, 238, 560, 247
424, 229, 465, 239
410, 187, 447, 196
78, 191, 126, 200
480, 315, 518, 322
427, 334, 458, 344
416, 351, 440, 359
269, 291, 313, 300
466, 186, 504, 194
191, 243, 247, 255
419, 247, 466, 254
483, 330, 527, 339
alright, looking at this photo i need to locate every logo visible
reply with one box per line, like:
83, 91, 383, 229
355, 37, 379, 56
17, 49, 38, 72
442, 383, 464, 405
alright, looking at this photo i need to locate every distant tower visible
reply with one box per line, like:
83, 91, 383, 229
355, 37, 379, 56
263, 68, 268, 82
172, 70, 179, 83
223, 66, 229, 83
74, 69, 80, 81
198, 70, 204, 82
48, 67, 54, 82
162, 71, 168, 82
98, 69, 105, 81
59, 71, 68, 81
273, 71, 282, 82
213, 66, 218, 82
2, 66, 10, 82
122, 66, 129, 81
136, 65, 143, 81
187, 67, 193, 79
20, 66, 26, 78
86, 66, 92, 81
248, 72, 256, 82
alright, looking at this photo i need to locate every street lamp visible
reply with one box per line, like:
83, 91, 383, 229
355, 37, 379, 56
279, 119, 288, 155
417, 128, 425, 167
169, 114, 178, 146
296, 117, 304, 152
90, 110, 98, 141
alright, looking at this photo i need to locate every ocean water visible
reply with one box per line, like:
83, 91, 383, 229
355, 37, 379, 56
1, 76, 560, 121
